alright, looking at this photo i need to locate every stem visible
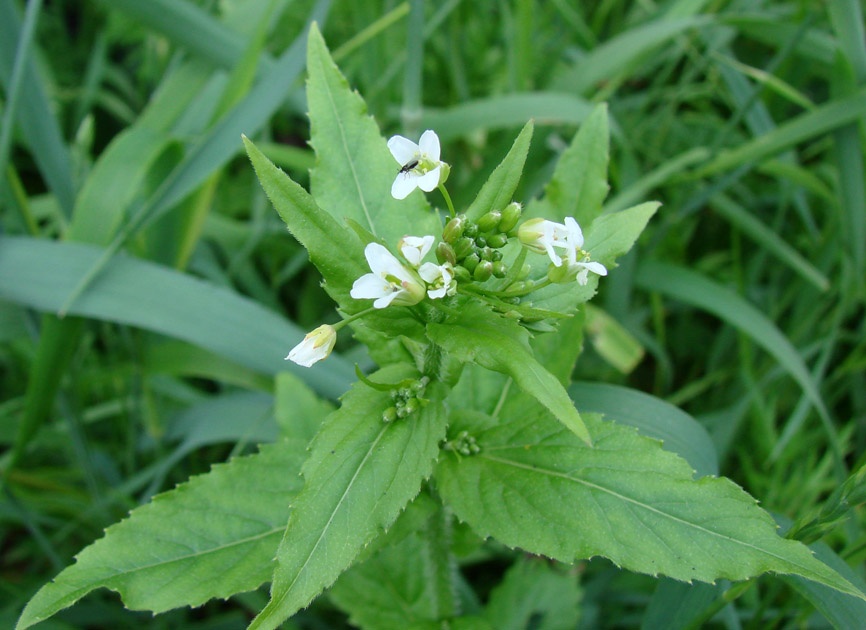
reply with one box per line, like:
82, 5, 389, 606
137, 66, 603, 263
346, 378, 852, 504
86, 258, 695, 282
682, 581, 753, 630
425, 505, 459, 619
334, 306, 378, 331
495, 247, 528, 291
438, 184, 456, 219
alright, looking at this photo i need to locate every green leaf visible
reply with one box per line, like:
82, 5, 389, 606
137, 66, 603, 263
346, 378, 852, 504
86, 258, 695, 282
543, 103, 609, 226
437, 396, 864, 599
483, 557, 581, 630
426, 302, 591, 445
305, 24, 440, 246
249, 364, 449, 630
465, 121, 533, 222
16, 440, 308, 630
275, 372, 334, 443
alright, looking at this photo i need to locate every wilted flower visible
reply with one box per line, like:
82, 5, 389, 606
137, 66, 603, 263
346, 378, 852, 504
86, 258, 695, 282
398, 235, 435, 267
350, 243, 426, 308
286, 324, 337, 367
388, 130, 443, 199
418, 262, 456, 299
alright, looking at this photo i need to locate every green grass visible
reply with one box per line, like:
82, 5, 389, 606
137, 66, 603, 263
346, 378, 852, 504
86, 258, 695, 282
1, 0, 865, 628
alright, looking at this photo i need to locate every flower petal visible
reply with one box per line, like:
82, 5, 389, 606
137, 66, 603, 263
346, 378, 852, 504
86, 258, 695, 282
428, 286, 447, 299
387, 135, 420, 165
418, 262, 441, 283
564, 216, 584, 249
583, 261, 607, 276
418, 129, 440, 162
416, 166, 441, 192
350, 272, 390, 299
373, 290, 401, 309
391, 172, 418, 199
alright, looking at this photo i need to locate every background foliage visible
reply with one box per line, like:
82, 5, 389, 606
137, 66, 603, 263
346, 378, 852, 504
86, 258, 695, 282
1, 0, 864, 628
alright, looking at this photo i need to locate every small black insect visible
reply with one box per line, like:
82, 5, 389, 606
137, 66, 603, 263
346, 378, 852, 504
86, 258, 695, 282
398, 159, 419, 175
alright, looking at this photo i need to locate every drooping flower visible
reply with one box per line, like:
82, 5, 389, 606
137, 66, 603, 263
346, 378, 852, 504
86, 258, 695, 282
388, 130, 443, 199
418, 262, 456, 299
398, 235, 435, 267
286, 324, 337, 367
350, 243, 426, 309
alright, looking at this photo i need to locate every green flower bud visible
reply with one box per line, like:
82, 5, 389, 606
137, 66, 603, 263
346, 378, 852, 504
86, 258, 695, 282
404, 397, 420, 414
442, 215, 465, 243
453, 265, 472, 282
464, 223, 479, 238
477, 210, 501, 233
492, 261, 508, 278
487, 233, 508, 248
383, 407, 398, 422
473, 260, 494, 282
498, 202, 522, 233
481, 247, 494, 260
454, 237, 474, 260
436, 241, 457, 265
517, 264, 531, 280
474, 235, 487, 248
438, 162, 451, 185
462, 253, 480, 273
491, 250, 503, 262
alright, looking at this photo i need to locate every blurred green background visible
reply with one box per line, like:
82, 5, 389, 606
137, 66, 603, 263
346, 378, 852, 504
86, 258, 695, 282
1, 0, 864, 628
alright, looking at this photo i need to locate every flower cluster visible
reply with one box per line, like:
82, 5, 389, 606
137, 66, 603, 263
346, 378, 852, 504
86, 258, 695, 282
286, 129, 607, 369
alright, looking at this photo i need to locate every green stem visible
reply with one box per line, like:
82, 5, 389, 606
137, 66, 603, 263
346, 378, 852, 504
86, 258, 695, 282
334, 306, 379, 331
495, 247, 528, 291
438, 184, 456, 219
683, 581, 753, 630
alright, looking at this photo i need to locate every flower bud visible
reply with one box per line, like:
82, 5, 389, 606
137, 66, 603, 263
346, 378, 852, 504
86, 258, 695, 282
517, 218, 549, 254
517, 264, 531, 280
477, 210, 501, 233
453, 237, 474, 260
499, 202, 522, 233
404, 397, 420, 414
474, 235, 487, 248
442, 216, 465, 243
480, 247, 494, 260
462, 253, 480, 273
491, 250, 503, 261
382, 407, 398, 422
547, 262, 574, 284
286, 324, 337, 367
492, 261, 508, 278
487, 233, 508, 248
436, 241, 457, 265
464, 223, 479, 238
473, 260, 494, 282
438, 162, 451, 185
453, 265, 472, 282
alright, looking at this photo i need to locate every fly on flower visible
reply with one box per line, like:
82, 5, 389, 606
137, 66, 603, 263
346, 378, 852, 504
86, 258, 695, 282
387, 130, 445, 199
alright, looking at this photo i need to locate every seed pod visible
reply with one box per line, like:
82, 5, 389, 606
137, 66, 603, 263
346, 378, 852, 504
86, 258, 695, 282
493, 261, 508, 278
498, 202, 522, 232
436, 241, 457, 265
454, 237, 474, 260
487, 233, 508, 248
462, 253, 480, 273
442, 215, 465, 243
477, 210, 501, 233
473, 260, 494, 282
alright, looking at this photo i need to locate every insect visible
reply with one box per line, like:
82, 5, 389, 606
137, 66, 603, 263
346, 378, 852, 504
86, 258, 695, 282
398, 159, 419, 175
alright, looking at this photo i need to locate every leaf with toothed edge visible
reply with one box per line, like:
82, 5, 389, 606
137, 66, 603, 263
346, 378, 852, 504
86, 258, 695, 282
248, 363, 449, 630
16, 440, 308, 630
436, 393, 866, 600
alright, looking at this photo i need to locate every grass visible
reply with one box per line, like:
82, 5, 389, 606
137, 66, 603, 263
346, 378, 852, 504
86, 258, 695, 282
1, 0, 864, 628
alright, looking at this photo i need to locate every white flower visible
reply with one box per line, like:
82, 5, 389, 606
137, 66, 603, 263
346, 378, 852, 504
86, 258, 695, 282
572, 260, 608, 285
350, 243, 426, 309
388, 130, 443, 199
560, 216, 607, 284
418, 262, 456, 299
517, 218, 570, 266
286, 324, 336, 367
398, 235, 434, 267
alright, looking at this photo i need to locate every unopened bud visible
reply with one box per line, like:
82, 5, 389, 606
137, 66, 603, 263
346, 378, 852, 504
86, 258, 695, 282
477, 210, 501, 233
463, 253, 480, 273
454, 237, 474, 260
436, 241, 457, 265
453, 265, 472, 282
487, 233, 508, 248
442, 216, 465, 243
404, 397, 420, 414
517, 264, 531, 280
480, 247, 494, 260
474, 235, 487, 248
474, 260, 494, 282
383, 407, 398, 422
464, 223, 479, 238
499, 202, 522, 232
492, 261, 508, 278
491, 250, 503, 261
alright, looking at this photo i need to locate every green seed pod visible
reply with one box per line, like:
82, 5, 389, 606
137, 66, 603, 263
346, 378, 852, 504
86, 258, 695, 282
462, 253, 480, 273
492, 261, 508, 278
487, 233, 508, 248
404, 397, 420, 415
477, 210, 501, 233
464, 223, 479, 238
442, 216, 465, 243
473, 260, 494, 282
453, 265, 472, 282
436, 241, 457, 265
498, 202, 522, 233
454, 237, 474, 260
382, 407, 398, 422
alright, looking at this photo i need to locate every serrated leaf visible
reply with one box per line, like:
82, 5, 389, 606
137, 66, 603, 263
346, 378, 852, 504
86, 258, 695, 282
544, 104, 610, 226
465, 121, 533, 221
484, 557, 581, 630
306, 24, 440, 245
530, 201, 659, 314
436, 398, 865, 600
249, 364, 448, 630
243, 135, 366, 306
426, 301, 591, 446
17, 441, 308, 630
